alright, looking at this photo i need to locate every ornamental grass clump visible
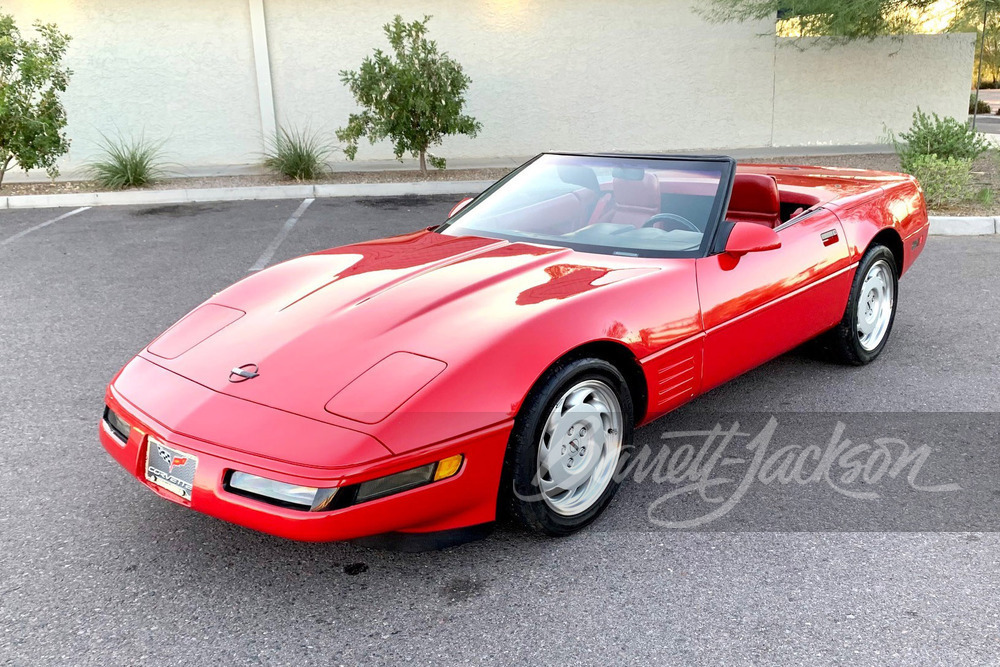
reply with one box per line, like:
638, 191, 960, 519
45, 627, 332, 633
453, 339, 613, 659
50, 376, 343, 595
263, 127, 336, 181
86, 133, 167, 189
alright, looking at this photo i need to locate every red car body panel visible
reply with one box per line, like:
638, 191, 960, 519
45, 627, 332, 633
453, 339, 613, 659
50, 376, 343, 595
101, 160, 928, 542
696, 206, 855, 391
103, 360, 510, 540
136, 231, 703, 451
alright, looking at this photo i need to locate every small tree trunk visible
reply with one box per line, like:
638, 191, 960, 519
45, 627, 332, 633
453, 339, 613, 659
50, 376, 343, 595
419, 150, 427, 175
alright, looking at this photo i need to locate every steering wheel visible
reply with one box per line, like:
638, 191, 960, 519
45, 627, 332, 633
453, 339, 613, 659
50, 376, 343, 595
642, 213, 700, 233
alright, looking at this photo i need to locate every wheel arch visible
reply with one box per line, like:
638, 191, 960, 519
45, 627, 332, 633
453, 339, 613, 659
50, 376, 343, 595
541, 340, 649, 425
868, 227, 904, 277
499, 339, 646, 531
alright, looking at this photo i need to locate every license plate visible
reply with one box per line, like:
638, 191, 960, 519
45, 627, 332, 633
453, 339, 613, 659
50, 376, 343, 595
145, 438, 198, 500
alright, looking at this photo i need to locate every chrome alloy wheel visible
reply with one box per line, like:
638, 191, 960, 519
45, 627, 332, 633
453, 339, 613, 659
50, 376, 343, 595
536, 379, 623, 516
857, 259, 895, 351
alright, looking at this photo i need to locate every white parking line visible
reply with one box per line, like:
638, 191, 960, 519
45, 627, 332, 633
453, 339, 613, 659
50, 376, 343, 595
0, 207, 92, 246
249, 198, 315, 272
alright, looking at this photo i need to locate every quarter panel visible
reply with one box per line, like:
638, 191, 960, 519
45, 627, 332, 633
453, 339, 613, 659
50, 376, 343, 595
834, 179, 929, 276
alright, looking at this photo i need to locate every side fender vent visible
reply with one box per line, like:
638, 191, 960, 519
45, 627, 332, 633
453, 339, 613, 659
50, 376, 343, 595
654, 355, 697, 410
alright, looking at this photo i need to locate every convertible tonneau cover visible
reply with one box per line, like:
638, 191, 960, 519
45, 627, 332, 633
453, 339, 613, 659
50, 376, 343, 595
736, 162, 912, 209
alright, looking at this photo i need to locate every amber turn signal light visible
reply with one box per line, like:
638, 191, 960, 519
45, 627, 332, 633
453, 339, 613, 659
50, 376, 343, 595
434, 454, 464, 481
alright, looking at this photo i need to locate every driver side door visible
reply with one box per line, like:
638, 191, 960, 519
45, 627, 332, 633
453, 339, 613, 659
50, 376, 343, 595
695, 210, 854, 392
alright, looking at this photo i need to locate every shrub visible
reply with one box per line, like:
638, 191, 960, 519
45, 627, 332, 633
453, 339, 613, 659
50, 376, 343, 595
975, 186, 995, 207
263, 127, 335, 181
337, 15, 482, 174
894, 108, 990, 173
85, 134, 166, 189
0, 14, 73, 189
970, 94, 992, 115
907, 154, 973, 207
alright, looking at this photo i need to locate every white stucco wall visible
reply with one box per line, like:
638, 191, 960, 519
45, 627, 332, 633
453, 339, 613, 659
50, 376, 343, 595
266, 0, 778, 161
4, 0, 264, 173
1, 0, 978, 176
772, 34, 976, 146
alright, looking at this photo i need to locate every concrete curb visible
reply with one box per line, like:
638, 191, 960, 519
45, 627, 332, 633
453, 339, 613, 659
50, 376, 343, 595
0, 180, 496, 211
2, 144, 895, 184
0, 183, 997, 237
927, 216, 998, 236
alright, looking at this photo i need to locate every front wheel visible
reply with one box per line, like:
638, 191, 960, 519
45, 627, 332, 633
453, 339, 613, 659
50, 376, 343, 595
503, 358, 634, 536
824, 244, 898, 365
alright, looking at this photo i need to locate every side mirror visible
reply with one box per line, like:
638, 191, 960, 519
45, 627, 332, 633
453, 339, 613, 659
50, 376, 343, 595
448, 197, 474, 219
724, 221, 781, 257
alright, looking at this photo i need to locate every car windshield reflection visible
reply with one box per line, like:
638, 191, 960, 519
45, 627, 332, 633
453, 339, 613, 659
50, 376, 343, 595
439, 153, 732, 258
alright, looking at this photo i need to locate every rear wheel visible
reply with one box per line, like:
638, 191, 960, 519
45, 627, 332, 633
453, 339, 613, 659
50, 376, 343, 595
504, 358, 634, 536
825, 244, 898, 365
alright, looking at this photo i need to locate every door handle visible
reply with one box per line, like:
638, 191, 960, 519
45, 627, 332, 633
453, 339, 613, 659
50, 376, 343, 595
820, 229, 839, 246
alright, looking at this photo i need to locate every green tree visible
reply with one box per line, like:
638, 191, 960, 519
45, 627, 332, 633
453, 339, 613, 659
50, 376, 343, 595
0, 13, 72, 188
702, 0, 947, 42
337, 15, 481, 174
950, 1, 1000, 86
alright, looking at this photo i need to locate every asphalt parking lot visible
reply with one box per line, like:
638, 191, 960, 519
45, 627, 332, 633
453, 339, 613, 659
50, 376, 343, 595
2, 197, 1000, 665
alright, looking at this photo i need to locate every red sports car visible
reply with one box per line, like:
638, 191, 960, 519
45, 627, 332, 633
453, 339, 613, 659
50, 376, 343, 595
100, 153, 928, 546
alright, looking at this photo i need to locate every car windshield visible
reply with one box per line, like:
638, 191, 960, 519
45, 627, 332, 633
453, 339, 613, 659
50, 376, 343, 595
438, 153, 732, 257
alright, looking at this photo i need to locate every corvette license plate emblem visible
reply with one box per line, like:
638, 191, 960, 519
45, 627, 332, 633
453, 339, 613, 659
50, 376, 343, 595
145, 439, 198, 500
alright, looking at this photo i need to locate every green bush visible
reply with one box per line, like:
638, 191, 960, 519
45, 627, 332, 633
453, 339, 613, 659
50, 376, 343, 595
907, 154, 973, 207
337, 15, 482, 174
85, 134, 166, 189
970, 94, 992, 115
975, 186, 995, 207
0, 14, 73, 189
263, 127, 335, 181
894, 108, 990, 173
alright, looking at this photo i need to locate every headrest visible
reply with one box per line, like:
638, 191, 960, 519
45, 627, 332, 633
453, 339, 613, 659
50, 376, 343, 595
729, 173, 780, 215
611, 167, 645, 181
613, 171, 660, 210
557, 165, 600, 192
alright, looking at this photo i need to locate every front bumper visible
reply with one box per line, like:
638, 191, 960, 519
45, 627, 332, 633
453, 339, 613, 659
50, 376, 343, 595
100, 364, 511, 543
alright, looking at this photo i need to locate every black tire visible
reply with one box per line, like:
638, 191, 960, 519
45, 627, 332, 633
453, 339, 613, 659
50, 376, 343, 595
824, 244, 899, 365
502, 358, 634, 536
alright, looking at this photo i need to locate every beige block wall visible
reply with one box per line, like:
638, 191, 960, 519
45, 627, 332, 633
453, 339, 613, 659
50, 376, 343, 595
4, 0, 263, 173
0, 1, 978, 175
266, 0, 777, 161
772, 34, 976, 146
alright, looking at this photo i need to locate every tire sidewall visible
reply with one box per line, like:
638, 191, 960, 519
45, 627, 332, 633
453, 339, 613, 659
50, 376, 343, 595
505, 358, 634, 536
846, 245, 899, 363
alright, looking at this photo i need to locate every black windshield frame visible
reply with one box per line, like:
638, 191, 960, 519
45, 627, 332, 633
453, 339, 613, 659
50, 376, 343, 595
436, 152, 736, 259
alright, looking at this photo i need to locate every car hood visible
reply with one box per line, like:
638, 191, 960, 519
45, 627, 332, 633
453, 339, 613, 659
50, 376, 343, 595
139, 229, 657, 429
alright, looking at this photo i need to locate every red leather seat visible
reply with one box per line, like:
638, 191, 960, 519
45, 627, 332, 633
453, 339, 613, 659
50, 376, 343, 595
727, 174, 781, 228
594, 171, 661, 227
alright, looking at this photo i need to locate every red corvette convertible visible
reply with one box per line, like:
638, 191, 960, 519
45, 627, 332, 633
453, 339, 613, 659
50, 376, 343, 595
101, 153, 928, 546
